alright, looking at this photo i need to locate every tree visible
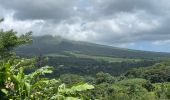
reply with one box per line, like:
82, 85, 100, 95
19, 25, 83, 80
0, 31, 32, 59
96, 72, 116, 84
0, 19, 32, 59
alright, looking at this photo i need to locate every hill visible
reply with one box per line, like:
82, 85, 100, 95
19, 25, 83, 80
15, 35, 170, 76
15, 35, 170, 59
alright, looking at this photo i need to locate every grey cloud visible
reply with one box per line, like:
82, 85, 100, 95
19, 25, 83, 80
0, 0, 77, 21
88, 0, 169, 16
0, 0, 168, 21
0, 0, 170, 48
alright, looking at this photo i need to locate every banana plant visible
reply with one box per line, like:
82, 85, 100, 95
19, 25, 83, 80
0, 59, 95, 100
51, 83, 94, 100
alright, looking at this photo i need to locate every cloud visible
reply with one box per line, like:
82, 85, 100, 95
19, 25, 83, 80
88, 0, 170, 16
0, 0, 170, 52
0, 0, 78, 21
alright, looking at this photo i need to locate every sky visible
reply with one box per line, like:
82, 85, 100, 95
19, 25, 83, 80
0, 0, 170, 52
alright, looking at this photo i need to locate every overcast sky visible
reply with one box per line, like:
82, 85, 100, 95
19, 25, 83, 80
0, 0, 170, 52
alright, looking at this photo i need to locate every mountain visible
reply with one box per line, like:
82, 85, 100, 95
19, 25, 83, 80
15, 35, 170, 76
16, 35, 170, 59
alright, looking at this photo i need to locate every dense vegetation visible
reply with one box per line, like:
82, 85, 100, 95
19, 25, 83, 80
1, 19, 170, 100
0, 19, 94, 100
45, 57, 157, 77
16, 36, 166, 77
57, 61, 170, 100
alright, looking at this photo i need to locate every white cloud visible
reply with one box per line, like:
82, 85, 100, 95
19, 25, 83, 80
152, 40, 170, 45
0, 10, 162, 44
0, 13, 45, 35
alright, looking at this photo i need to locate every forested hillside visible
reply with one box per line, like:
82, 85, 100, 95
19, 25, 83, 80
16, 35, 170, 59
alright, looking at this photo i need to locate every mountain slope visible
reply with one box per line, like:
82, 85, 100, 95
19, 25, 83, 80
15, 35, 170, 59
15, 35, 170, 76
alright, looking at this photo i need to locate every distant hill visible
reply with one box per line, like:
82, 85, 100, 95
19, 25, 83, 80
15, 35, 170, 59
14, 35, 170, 76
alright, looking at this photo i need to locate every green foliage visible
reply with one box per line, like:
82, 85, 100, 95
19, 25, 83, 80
56, 68, 170, 100
0, 19, 94, 100
90, 78, 156, 100
116, 78, 148, 86
125, 62, 170, 83
0, 30, 32, 59
96, 72, 116, 84
60, 74, 85, 86
153, 83, 170, 99
52, 83, 94, 100
0, 59, 94, 99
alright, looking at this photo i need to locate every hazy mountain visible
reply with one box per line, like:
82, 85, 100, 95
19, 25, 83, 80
15, 35, 170, 59
16, 36, 170, 58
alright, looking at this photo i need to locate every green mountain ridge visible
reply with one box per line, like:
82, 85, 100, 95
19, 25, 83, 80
15, 35, 170, 59
14, 35, 169, 77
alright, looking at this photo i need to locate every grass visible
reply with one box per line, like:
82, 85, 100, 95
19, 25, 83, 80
44, 51, 141, 63
45, 54, 69, 57
67, 52, 141, 63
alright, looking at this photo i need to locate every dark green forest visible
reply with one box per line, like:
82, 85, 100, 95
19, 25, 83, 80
1, 18, 170, 100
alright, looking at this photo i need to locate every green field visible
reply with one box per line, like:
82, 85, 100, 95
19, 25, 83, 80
67, 52, 141, 62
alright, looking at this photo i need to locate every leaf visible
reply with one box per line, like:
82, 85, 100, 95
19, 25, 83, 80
25, 82, 31, 95
65, 97, 81, 100
70, 83, 94, 92
1, 89, 8, 94
59, 83, 94, 94
25, 66, 53, 81
31, 79, 59, 90
50, 94, 64, 100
